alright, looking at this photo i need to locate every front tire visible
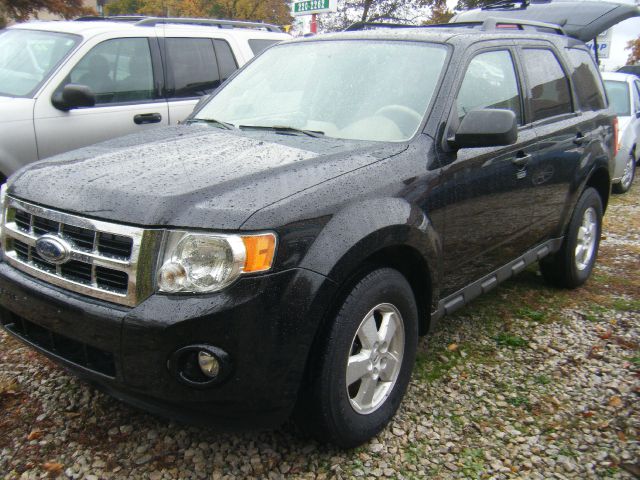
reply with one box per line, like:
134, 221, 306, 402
296, 268, 418, 448
612, 154, 635, 194
540, 187, 603, 288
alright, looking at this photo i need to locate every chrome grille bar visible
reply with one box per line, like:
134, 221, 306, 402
0, 196, 160, 307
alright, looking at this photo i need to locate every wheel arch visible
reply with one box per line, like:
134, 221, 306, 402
584, 165, 610, 213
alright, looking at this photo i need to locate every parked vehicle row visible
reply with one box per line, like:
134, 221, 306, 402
0, 16, 290, 181
0, 1, 636, 447
602, 71, 640, 193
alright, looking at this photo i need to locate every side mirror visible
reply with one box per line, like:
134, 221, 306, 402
450, 109, 517, 149
52, 84, 96, 111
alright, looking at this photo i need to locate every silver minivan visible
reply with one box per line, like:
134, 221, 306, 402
0, 17, 289, 181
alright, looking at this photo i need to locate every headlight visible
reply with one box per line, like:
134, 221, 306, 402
157, 232, 276, 293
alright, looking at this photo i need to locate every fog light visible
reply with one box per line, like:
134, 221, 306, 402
197, 351, 220, 378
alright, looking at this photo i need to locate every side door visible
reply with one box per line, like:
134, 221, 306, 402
631, 80, 640, 163
517, 44, 596, 240
162, 37, 239, 124
34, 36, 169, 160
437, 46, 539, 296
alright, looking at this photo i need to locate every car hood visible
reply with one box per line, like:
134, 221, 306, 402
451, 0, 640, 42
9, 125, 405, 229
0, 96, 35, 123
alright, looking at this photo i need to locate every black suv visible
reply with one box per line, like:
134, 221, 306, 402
0, 13, 618, 447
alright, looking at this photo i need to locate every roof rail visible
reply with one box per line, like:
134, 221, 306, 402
344, 21, 417, 31
135, 17, 282, 32
75, 16, 146, 22
74, 15, 282, 32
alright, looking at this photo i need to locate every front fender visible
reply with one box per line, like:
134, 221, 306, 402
299, 197, 441, 309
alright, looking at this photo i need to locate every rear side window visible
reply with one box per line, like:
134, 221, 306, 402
521, 49, 572, 121
604, 80, 630, 116
165, 38, 220, 98
248, 39, 280, 55
565, 48, 606, 111
457, 50, 522, 124
213, 39, 238, 82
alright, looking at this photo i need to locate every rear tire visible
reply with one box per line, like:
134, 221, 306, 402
612, 154, 635, 194
540, 187, 602, 288
296, 268, 418, 448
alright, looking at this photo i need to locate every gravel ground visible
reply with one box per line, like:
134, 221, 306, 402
1, 184, 639, 479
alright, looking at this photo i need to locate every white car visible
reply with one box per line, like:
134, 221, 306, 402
0, 16, 290, 182
602, 71, 640, 193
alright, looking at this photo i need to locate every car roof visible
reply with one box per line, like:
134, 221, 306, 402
9, 20, 289, 40
602, 71, 637, 83
284, 26, 577, 47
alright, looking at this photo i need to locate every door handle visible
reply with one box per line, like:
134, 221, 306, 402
573, 133, 585, 145
134, 113, 162, 125
512, 152, 531, 168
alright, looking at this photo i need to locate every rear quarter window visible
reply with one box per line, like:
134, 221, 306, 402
565, 48, 606, 111
521, 48, 572, 122
248, 39, 280, 55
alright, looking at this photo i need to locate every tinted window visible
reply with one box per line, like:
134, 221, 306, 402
604, 80, 630, 116
457, 50, 522, 124
566, 48, 606, 111
634, 81, 640, 112
248, 39, 279, 55
213, 39, 238, 81
166, 38, 220, 98
68, 38, 154, 105
522, 49, 572, 121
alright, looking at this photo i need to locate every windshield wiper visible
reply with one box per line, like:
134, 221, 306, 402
188, 118, 236, 130
239, 125, 324, 138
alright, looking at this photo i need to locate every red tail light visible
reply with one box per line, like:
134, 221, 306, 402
613, 117, 619, 156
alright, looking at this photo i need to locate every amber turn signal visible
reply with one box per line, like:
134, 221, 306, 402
242, 233, 276, 273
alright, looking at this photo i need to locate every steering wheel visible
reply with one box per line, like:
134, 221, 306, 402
373, 105, 423, 136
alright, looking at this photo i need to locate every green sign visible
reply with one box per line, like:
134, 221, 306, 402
293, 0, 331, 14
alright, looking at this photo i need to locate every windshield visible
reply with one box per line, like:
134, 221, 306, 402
604, 80, 630, 117
0, 29, 80, 97
195, 40, 448, 142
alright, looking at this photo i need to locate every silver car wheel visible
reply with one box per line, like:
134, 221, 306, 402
620, 156, 635, 190
346, 303, 405, 415
574, 206, 597, 271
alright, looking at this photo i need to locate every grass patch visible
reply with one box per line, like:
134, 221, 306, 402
461, 448, 486, 478
517, 307, 547, 323
611, 298, 640, 312
414, 352, 459, 382
534, 375, 552, 385
494, 333, 528, 348
508, 396, 531, 408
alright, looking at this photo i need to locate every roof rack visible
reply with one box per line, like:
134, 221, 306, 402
345, 17, 564, 36
75, 16, 282, 32
75, 16, 146, 22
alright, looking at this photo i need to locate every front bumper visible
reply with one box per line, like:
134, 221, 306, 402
0, 261, 335, 429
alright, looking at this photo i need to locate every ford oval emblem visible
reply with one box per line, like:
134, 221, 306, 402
35, 235, 71, 265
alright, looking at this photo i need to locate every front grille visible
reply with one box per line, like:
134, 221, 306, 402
1, 310, 116, 377
1, 197, 158, 306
